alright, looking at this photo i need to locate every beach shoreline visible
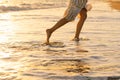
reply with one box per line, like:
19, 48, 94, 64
0, 0, 120, 80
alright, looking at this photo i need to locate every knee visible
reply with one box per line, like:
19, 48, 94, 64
80, 14, 87, 20
80, 8, 87, 20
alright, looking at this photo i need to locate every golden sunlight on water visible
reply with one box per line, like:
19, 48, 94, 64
0, 0, 6, 4
0, 13, 15, 43
0, 52, 10, 58
0, 0, 3, 2
0, 0, 120, 80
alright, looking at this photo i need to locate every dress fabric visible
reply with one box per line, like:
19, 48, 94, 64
64, 0, 87, 21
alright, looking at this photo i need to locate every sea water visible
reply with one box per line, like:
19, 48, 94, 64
0, 0, 120, 80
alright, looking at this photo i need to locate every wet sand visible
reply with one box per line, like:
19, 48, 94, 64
0, 0, 120, 80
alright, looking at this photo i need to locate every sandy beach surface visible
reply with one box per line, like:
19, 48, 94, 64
0, 0, 120, 80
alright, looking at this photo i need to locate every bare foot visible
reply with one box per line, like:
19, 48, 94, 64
46, 29, 52, 44
44, 42, 50, 45
72, 38, 80, 41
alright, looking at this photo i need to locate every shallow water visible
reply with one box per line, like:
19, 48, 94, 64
0, 0, 120, 80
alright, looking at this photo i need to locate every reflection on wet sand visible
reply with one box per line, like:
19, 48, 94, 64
0, 41, 90, 80
0, 0, 120, 79
108, 0, 120, 11
22, 59, 90, 80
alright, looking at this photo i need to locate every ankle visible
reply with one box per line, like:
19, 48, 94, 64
72, 37, 80, 41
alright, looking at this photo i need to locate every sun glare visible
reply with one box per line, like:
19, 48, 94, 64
0, 0, 3, 3
0, 13, 15, 43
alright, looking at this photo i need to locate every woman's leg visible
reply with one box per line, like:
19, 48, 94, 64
73, 8, 87, 41
45, 18, 69, 45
